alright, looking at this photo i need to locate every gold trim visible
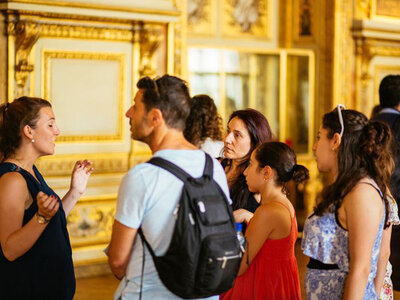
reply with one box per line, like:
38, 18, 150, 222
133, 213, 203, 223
7, 19, 39, 97
37, 152, 129, 176
73, 256, 107, 267
187, 45, 314, 56
68, 200, 115, 247
139, 23, 163, 77
308, 50, 315, 154
5, 0, 180, 17
42, 50, 125, 143
167, 22, 174, 74
39, 23, 133, 41
78, 194, 117, 203
371, 0, 400, 22
279, 50, 287, 142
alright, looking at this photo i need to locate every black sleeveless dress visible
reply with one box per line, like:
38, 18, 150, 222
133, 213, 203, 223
0, 162, 75, 300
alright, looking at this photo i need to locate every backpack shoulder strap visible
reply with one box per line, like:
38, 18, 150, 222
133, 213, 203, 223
147, 157, 192, 182
203, 153, 214, 178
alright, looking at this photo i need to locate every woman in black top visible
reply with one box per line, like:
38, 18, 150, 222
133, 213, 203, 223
221, 109, 272, 228
0, 97, 93, 300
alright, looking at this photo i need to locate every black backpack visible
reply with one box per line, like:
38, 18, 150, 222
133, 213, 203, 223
138, 153, 241, 299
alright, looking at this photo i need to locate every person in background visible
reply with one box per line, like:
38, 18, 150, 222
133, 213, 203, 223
220, 109, 272, 229
184, 94, 224, 158
302, 106, 393, 300
221, 141, 307, 300
371, 75, 400, 293
0, 96, 93, 300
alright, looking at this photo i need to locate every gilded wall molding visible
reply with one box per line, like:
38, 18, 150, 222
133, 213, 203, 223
333, 0, 356, 108
39, 23, 133, 41
138, 23, 163, 77
7, 19, 40, 96
42, 50, 125, 143
299, 0, 312, 37
37, 153, 129, 176
172, 0, 186, 76
68, 199, 116, 247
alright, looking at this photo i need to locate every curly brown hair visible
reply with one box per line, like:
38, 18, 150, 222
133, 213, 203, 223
184, 95, 223, 147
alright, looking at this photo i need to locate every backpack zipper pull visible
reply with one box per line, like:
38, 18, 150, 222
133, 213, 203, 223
221, 256, 227, 269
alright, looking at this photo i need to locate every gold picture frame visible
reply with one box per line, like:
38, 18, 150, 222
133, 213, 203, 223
42, 50, 125, 143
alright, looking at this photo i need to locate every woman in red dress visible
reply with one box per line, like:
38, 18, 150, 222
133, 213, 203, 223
221, 142, 308, 300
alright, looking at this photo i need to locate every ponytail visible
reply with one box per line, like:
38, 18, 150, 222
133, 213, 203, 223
292, 164, 310, 184
255, 141, 309, 195
359, 121, 394, 188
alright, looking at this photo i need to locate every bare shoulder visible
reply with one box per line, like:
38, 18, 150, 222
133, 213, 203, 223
254, 201, 289, 223
0, 172, 27, 188
0, 172, 28, 200
344, 178, 382, 208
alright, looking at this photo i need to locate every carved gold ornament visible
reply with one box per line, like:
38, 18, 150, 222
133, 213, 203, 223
8, 19, 40, 96
139, 23, 163, 77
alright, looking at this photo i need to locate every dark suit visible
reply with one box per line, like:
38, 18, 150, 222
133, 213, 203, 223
372, 108, 400, 290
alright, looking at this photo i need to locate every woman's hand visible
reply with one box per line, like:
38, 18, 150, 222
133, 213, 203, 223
233, 208, 253, 224
37, 191, 59, 220
69, 160, 94, 196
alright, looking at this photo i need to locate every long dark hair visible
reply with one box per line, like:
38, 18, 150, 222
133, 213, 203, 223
0, 96, 51, 161
255, 142, 309, 195
314, 108, 393, 227
184, 95, 223, 147
223, 108, 272, 210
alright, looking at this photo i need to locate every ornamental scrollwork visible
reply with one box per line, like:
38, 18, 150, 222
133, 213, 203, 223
138, 23, 162, 77
8, 19, 40, 96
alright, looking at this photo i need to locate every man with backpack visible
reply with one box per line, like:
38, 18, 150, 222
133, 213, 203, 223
372, 74, 400, 291
107, 75, 238, 299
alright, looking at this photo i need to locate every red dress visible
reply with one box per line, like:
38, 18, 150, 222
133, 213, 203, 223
220, 203, 301, 300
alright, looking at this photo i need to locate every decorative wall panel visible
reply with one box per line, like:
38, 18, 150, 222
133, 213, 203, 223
375, 0, 400, 18
42, 50, 125, 143
222, 0, 270, 38
1, 0, 182, 276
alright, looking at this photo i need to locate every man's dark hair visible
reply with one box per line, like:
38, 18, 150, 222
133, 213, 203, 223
379, 75, 400, 108
137, 75, 191, 130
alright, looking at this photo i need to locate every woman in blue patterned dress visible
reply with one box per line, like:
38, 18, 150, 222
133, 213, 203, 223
302, 106, 394, 300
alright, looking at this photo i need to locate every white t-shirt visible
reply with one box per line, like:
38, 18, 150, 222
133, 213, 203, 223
200, 138, 224, 158
114, 149, 231, 300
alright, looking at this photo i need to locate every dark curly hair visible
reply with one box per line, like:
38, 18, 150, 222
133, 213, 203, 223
0, 96, 51, 161
315, 108, 394, 228
184, 95, 223, 147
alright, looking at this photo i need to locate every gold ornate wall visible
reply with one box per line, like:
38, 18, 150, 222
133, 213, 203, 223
0, 0, 184, 277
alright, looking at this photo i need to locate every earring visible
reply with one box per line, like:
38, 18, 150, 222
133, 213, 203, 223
263, 177, 267, 181
331, 147, 335, 151
32, 139, 35, 143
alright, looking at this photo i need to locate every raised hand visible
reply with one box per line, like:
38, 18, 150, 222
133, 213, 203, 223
37, 191, 60, 220
69, 160, 94, 196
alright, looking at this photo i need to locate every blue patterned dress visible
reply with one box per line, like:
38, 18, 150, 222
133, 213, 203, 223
302, 181, 385, 300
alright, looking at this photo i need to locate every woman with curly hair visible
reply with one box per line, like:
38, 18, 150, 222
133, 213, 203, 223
184, 94, 224, 158
302, 105, 394, 300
